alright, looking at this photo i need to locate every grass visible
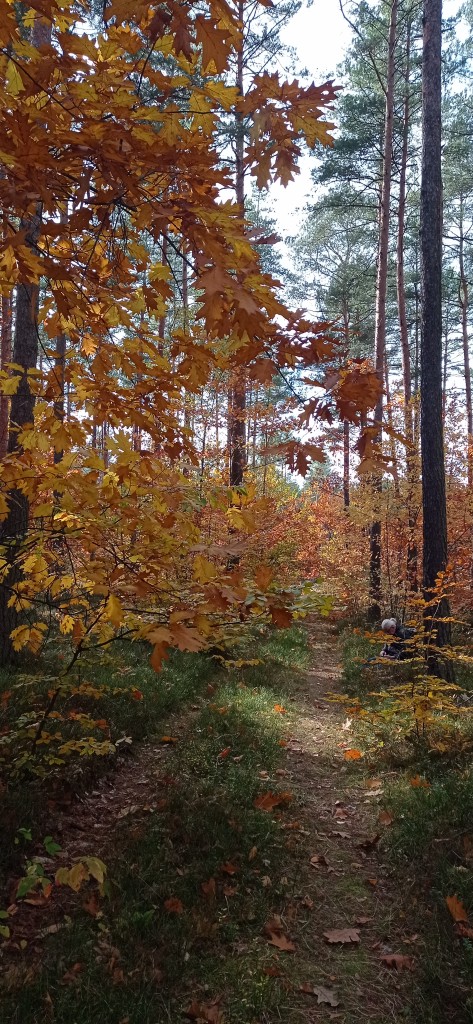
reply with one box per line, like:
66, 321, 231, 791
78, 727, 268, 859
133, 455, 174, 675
0, 626, 311, 1024
339, 627, 473, 1024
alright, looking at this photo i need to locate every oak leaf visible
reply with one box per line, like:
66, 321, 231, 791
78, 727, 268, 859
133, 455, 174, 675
380, 954, 414, 970
323, 928, 360, 944
446, 895, 468, 923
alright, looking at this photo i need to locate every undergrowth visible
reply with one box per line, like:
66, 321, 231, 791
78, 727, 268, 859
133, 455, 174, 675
341, 627, 473, 1024
0, 625, 309, 1024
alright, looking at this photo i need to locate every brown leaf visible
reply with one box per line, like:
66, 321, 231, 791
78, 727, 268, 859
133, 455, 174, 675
410, 775, 430, 788
355, 916, 372, 926
456, 922, 473, 939
254, 791, 292, 811
82, 892, 101, 917
184, 999, 223, 1024
164, 897, 184, 914
160, 736, 178, 744
378, 810, 394, 826
201, 878, 216, 899
263, 917, 296, 952
299, 983, 340, 1006
301, 894, 314, 909
248, 846, 258, 861
61, 963, 83, 985
358, 833, 381, 852
446, 895, 468, 923
380, 954, 414, 970
310, 854, 328, 868
266, 931, 296, 952
220, 862, 238, 876
323, 928, 361, 945
343, 748, 363, 760
263, 965, 284, 977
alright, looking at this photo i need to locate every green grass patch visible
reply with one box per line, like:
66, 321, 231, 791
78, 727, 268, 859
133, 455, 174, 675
1, 626, 313, 1024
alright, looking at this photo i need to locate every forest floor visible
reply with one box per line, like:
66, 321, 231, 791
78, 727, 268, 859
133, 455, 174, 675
1, 620, 471, 1024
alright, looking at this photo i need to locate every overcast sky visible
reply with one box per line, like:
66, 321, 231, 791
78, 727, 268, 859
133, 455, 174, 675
271, 0, 466, 237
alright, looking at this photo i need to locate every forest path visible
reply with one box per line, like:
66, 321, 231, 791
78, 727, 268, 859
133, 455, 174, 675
3, 621, 421, 1024
278, 618, 417, 1022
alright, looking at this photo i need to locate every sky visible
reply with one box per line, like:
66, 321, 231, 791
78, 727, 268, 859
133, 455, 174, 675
271, 0, 466, 237
270, 1, 352, 236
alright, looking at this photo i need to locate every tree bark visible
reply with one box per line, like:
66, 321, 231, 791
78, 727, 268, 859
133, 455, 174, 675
0, 292, 12, 459
228, 0, 246, 489
368, 0, 398, 621
458, 195, 473, 488
420, 0, 453, 678
0, 213, 41, 664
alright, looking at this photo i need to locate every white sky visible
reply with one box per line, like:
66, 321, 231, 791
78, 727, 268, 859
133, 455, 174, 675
271, 0, 352, 235
270, 0, 466, 237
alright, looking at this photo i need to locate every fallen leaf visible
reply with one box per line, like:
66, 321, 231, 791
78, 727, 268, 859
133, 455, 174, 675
61, 963, 83, 985
273, 704, 287, 714
344, 749, 363, 760
358, 834, 381, 852
248, 846, 258, 861
160, 736, 178, 744
220, 862, 238, 876
263, 917, 296, 952
254, 791, 292, 811
456, 922, 473, 939
222, 884, 238, 897
410, 775, 430, 788
310, 854, 328, 868
184, 999, 223, 1023
201, 878, 216, 899
299, 983, 340, 1006
378, 810, 394, 826
323, 928, 361, 945
301, 894, 314, 909
164, 897, 184, 914
367, 878, 378, 886
263, 965, 284, 977
446, 895, 468, 923
217, 747, 231, 759
355, 916, 372, 926
82, 892, 100, 917
380, 954, 414, 970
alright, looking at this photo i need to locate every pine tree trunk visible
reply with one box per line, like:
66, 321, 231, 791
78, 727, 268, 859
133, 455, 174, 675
368, 0, 398, 621
459, 197, 473, 488
228, 0, 246, 489
0, 214, 41, 664
0, 292, 12, 459
343, 419, 350, 508
420, 0, 453, 678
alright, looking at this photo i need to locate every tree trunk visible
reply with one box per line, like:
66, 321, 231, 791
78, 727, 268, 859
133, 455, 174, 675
0, 213, 41, 664
228, 0, 246, 489
458, 195, 473, 488
0, 292, 12, 459
420, 0, 453, 678
368, 0, 398, 621
343, 419, 350, 508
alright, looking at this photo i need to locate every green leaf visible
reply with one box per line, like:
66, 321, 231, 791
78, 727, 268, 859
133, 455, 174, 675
43, 836, 62, 856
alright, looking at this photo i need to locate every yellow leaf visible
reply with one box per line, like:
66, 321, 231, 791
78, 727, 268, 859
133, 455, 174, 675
6, 60, 25, 96
60, 615, 75, 635
105, 594, 124, 627
193, 554, 217, 583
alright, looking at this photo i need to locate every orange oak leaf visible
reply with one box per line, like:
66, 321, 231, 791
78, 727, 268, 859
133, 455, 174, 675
446, 895, 469, 923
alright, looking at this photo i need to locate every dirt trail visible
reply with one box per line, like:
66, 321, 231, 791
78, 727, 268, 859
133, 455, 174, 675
277, 619, 417, 1022
4, 622, 419, 1023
